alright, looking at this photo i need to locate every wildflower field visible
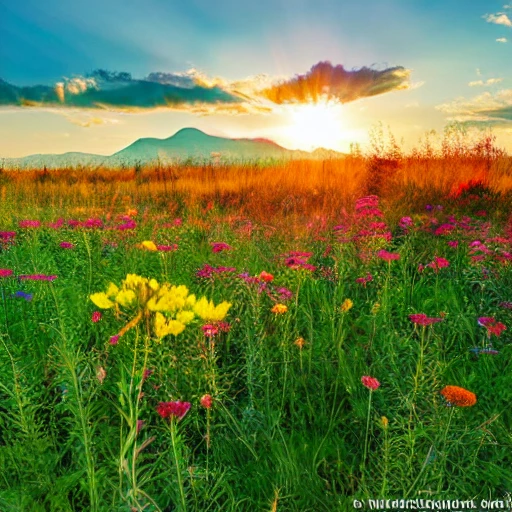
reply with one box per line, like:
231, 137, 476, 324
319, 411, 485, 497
1, 138, 512, 511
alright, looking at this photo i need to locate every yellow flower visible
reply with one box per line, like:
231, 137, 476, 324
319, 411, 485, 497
90, 292, 115, 309
381, 416, 389, 429
115, 289, 137, 307
154, 312, 186, 338
176, 310, 195, 325
371, 302, 381, 315
193, 297, 232, 322
141, 240, 157, 251
271, 304, 288, 314
106, 282, 119, 297
340, 299, 353, 312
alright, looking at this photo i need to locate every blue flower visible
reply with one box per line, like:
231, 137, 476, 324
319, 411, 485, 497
12, 291, 33, 301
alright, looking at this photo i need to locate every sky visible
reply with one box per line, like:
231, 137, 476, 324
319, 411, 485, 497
1, 0, 512, 158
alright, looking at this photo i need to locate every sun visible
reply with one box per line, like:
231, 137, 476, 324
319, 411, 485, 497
281, 101, 345, 151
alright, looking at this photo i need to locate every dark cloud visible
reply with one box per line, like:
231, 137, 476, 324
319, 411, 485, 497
0, 70, 243, 111
260, 61, 411, 104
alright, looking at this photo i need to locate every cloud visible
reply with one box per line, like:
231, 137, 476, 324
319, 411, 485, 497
0, 70, 245, 112
0, 61, 413, 117
468, 78, 503, 86
483, 13, 512, 27
437, 89, 512, 125
260, 61, 412, 104
496, 37, 508, 42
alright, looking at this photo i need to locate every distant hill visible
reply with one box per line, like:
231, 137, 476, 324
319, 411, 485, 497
0, 127, 345, 169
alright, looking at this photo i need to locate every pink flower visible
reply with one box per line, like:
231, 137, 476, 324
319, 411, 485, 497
19, 274, 57, 281
355, 273, 373, 285
399, 216, 413, 229
91, 311, 102, 323
447, 240, 459, 248
200, 394, 213, 409
109, 334, 120, 345
157, 244, 178, 252
377, 250, 400, 261
211, 242, 232, 253
202, 324, 219, 337
409, 313, 443, 326
0, 269, 13, 278
19, 220, 41, 229
60, 242, 74, 249
156, 400, 191, 420
361, 376, 380, 391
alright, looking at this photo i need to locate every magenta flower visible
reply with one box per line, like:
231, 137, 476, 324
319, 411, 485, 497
211, 242, 232, 253
109, 334, 120, 345
409, 313, 443, 326
19, 274, 57, 281
447, 240, 459, 248
156, 400, 191, 420
60, 242, 74, 249
157, 244, 178, 252
361, 376, 380, 391
0, 269, 13, 278
377, 250, 400, 261
19, 220, 41, 228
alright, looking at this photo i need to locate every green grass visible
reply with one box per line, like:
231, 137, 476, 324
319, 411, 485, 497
0, 192, 511, 511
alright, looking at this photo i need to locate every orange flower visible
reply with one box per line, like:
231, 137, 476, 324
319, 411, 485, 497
271, 304, 288, 314
294, 337, 306, 349
440, 385, 477, 407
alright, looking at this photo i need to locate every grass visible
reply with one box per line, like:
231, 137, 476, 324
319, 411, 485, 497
1, 135, 512, 510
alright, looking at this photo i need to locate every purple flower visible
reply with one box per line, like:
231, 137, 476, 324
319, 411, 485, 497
12, 291, 33, 301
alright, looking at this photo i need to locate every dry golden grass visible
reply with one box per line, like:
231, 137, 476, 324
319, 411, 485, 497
1, 152, 512, 227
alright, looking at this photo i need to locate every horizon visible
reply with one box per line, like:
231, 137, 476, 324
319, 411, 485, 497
2, 1, 512, 158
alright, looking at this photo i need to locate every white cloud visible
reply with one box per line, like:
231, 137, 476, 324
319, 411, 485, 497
484, 13, 512, 27
468, 78, 503, 87
497, 37, 508, 42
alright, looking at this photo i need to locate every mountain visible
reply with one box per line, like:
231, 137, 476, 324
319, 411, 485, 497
0, 127, 345, 169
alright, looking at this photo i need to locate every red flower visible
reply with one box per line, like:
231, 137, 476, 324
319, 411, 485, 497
0, 269, 13, 278
361, 375, 380, 390
377, 250, 400, 261
409, 313, 443, 326
478, 317, 506, 337
200, 394, 213, 409
157, 400, 191, 420
202, 324, 219, 337
91, 311, 102, 323
259, 271, 274, 282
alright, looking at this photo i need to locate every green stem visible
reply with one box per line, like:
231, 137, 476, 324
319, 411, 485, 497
361, 390, 373, 488
170, 418, 187, 512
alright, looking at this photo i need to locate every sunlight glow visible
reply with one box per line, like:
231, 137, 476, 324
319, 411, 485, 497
281, 101, 345, 151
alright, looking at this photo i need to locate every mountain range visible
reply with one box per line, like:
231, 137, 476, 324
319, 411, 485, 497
1, 128, 345, 169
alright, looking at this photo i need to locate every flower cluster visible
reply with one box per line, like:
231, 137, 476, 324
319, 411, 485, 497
440, 385, 477, 407
477, 317, 506, 338
157, 401, 191, 420
361, 375, 380, 390
409, 313, 443, 326
90, 274, 231, 340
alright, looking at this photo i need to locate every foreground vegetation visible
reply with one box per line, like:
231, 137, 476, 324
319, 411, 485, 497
1, 128, 512, 511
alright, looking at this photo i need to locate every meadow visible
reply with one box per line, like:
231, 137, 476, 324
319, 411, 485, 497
1, 128, 512, 511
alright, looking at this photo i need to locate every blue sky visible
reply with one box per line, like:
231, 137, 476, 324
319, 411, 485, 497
1, 0, 512, 157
